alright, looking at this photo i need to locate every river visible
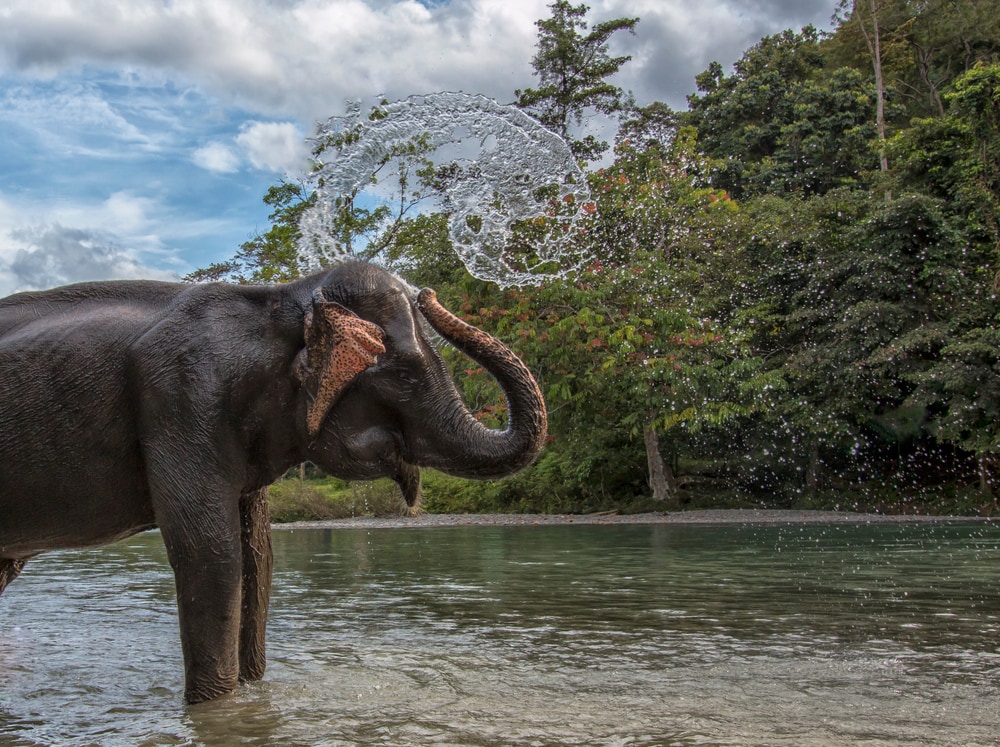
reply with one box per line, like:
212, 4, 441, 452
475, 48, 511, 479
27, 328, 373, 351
1, 521, 998, 746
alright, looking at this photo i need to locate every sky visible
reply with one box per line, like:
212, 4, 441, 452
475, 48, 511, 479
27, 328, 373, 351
0, 0, 836, 296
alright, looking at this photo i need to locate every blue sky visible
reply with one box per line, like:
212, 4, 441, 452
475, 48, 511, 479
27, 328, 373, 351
0, 0, 835, 295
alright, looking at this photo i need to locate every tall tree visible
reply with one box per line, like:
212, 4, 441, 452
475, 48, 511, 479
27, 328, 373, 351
827, 0, 1000, 122
184, 183, 311, 284
493, 134, 772, 507
684, 27, 880, 199
892, 64, 1000, 497
836, 0, 891, 180
516, 1, 639, 161
186, 108, 457, 285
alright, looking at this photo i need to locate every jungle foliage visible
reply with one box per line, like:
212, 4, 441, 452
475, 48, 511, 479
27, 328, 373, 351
196, 0, 1000, 514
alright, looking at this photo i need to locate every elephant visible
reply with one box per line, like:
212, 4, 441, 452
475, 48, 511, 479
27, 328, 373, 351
0, 260, 546, 703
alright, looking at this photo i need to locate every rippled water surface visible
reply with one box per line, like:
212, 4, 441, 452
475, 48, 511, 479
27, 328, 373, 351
1, 522, 998, 746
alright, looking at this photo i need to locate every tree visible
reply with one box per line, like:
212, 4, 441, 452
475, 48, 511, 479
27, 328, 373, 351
836, 0, 891, 180
187, 106, 460, 285
683, 27, 835, 199
477, 133, 773, 507
890, 64, 1000, 498
185, 183, 311, 284
617, 101, 678, 152
516, 1, 639, 161
888, 63, 1000, 257
759, 66, 881, 195
827, 0, 1000, 122
724, 186, 982, 498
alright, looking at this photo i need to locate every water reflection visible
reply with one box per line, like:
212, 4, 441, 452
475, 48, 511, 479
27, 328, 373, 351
1, 522, 998, 745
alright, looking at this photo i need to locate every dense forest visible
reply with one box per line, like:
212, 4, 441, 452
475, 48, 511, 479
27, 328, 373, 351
195, 0, 1000, 515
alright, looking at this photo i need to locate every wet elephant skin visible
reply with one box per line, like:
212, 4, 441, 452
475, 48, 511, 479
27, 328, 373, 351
0, 260, 546, 703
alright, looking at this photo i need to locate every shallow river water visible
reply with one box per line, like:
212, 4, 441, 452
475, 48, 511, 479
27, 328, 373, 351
0, 521, 998, 746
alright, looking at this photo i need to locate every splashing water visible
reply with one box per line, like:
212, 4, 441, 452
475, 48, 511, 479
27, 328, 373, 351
297, 93, 592, 287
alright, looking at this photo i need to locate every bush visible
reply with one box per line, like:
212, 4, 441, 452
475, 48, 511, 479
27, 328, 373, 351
420, 470, 506, 513
267, 476, 410, 522
267, 480, 339, 522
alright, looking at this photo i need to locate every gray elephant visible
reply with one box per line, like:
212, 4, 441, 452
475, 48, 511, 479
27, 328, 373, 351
0, 260, 546, 703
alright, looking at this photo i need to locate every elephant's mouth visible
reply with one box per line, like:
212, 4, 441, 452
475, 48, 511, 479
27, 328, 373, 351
310, 423, 421, 510
393, 462, 421, 510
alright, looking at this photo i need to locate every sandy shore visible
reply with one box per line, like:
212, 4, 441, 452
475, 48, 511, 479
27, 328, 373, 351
273, 508, 996, 530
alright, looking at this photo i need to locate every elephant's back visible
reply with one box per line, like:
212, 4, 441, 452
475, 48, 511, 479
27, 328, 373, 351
0, 279, 183, 335
0, 290, 165, 553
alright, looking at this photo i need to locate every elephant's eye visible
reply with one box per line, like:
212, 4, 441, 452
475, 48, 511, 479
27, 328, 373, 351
392, 351, 425, 381
387, 356, 420, 386
396, 370, 421, 386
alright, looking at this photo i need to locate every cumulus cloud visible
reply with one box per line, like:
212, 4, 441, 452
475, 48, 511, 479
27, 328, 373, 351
607, 0, 836, 107
0, 0, 832, 121
0, 0, 837, 291
0, 0, 834, 118
1, 224, 178, 295
0, 190, 183, 295
236, 121, 309, 175
0, 1, 545, 119
192, 141, 242, 173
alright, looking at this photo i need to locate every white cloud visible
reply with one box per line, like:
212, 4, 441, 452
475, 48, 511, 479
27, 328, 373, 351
236, 121, 309, 175
0, 81, 161, 156
192, 141, 242, 173
34, 191, 164, 246
0, 0, 545, 119
605, 0, 837, 108
0, 0, 838, 293
0, 191, 182, 295
0, 0, 834, 118
1, 224, 178, 295
100, 191, 164, 236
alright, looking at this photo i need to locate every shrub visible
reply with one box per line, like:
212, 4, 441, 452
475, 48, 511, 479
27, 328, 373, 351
267, 475, 410, 522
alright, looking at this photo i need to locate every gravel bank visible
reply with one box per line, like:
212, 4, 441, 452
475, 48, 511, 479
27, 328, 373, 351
273, 509, 995, 530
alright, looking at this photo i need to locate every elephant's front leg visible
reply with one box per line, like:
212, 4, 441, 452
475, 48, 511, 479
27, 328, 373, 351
154, 487, 243, 704
239, 487, 272, 682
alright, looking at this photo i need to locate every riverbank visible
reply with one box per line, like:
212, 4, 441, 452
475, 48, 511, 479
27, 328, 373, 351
273, 508, 998, 530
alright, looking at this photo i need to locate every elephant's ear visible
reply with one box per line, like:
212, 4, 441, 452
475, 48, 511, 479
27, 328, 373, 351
298, 293, 385, 438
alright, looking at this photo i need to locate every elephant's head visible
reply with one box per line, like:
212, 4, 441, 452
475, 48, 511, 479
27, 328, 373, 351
294, 261, 547, 506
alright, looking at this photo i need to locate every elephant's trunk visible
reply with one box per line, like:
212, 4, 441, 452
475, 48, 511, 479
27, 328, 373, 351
415, 289, 547, 479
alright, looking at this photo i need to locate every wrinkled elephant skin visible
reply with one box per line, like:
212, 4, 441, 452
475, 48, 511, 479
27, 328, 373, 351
0, 261, 546, 703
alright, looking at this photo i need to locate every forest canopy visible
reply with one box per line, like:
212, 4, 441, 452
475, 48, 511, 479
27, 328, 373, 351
194, 0, 1000, 515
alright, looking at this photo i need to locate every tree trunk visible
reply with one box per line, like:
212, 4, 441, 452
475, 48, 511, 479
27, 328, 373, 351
806, 439, 821, 499
644, 422, 679, 509
912, 42, 946, 117
854, 0, 890, 196
869, 0, 889, 177
979, 453, 997, 500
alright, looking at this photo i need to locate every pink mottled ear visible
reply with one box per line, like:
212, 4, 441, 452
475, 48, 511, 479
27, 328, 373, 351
298, 297, 385, 438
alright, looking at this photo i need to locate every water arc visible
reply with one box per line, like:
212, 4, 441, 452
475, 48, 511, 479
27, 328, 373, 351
298, 92, 593, 287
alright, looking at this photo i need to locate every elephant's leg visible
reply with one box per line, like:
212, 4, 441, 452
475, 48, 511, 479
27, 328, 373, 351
0, 558, 26, 596
153, 486, 243, 704
238, 487, 272, 682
